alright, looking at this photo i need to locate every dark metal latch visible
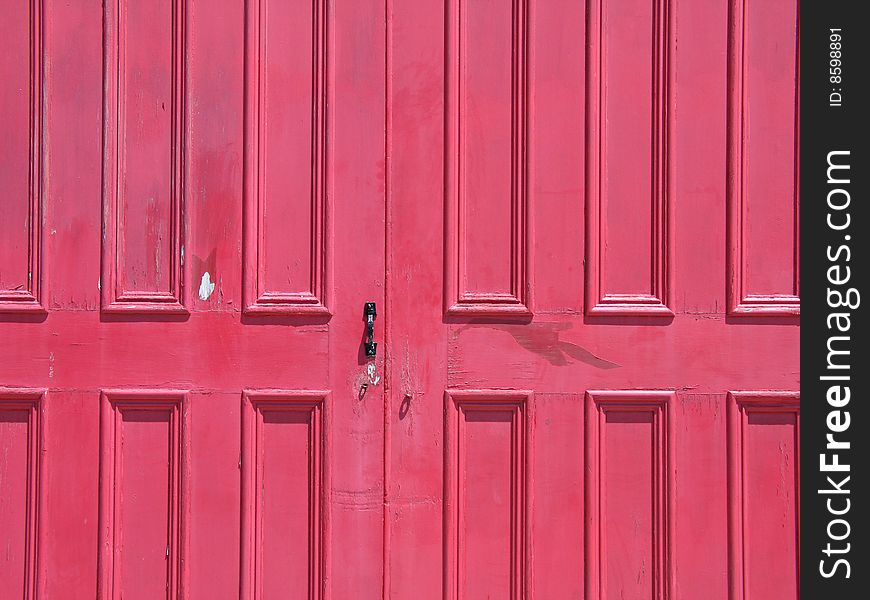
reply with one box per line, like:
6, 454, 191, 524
364, 302, 377, 357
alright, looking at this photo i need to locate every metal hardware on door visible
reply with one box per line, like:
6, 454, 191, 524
364, 302, 377, 357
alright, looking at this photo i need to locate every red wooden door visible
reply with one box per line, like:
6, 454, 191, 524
2, 1, 386, 598
384, 0, 799, 599
2, 1, 800, 599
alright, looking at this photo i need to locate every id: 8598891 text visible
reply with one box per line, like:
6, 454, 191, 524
829, 29, 844, 107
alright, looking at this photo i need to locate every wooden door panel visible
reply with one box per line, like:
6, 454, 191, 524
0, 0, 43, 313
241, 391, 327, 600
586, 392, 673, 600
98, 392, 187, 599
728, 393, 800, 600
243, 0, 330, 315
727, 0, 800, 315
444, 0, 531, 316
0, 391, 41, 600
102, 0, 186, 313
586, 0, 672, 315
444, 391, 529, 600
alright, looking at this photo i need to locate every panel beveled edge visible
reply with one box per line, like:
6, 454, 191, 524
240, 390, 329, 600
443, 389, 532, 600
585, 0, 674, 317
100, 0, 187, 314
726, 0, 800, 317
0, 388, 44, 599
727, 391, 800, 600
584, 390, 675, 600
443, 0, 532, 318
98, 389, 189, 599
242, 0, 331, 316
0, 0, 44, 314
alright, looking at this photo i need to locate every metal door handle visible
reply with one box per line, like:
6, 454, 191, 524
364, 302, 377, 357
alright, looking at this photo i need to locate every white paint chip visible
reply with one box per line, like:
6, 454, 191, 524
367, 363, 381, 386
198, 272, 216, 300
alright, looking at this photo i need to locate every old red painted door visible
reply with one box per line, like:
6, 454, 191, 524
384, 0, 799, 599
2, 1, 799, 599
2, 0, 386, 598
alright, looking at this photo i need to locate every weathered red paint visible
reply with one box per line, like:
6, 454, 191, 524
385, 1, 799, 599
2, 1, 799, 599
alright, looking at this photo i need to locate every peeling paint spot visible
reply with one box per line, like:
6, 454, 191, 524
198, 272, 216, 300
180, 245, 185, 266
48, 352, 55, 379
97, 278, 101, 291
367, 363, 381, 386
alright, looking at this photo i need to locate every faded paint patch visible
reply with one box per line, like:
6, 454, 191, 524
198, 272, 216, 300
